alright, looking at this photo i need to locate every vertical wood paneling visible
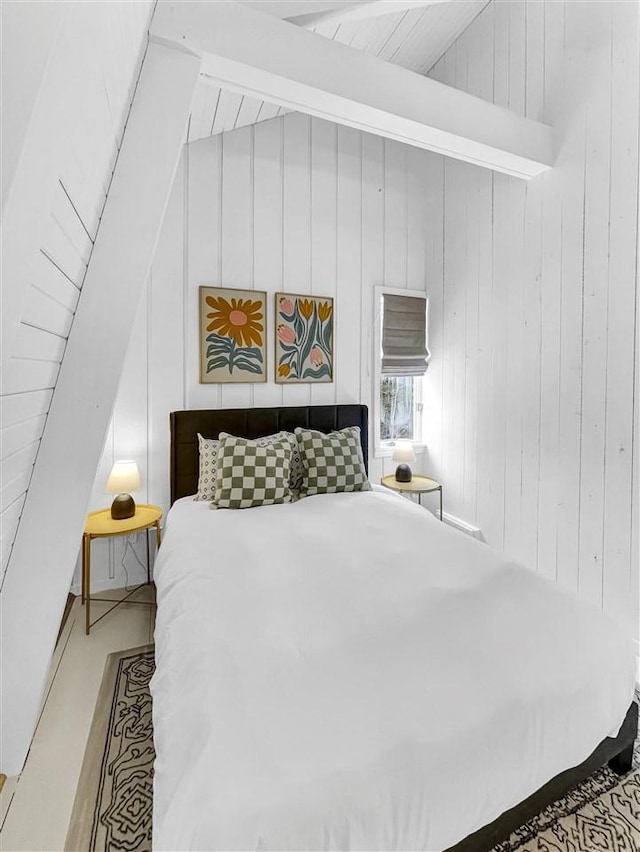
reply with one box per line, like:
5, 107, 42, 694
422, 155, 445, 484
2, 0, 152, 593
86, 116, 430, 589
220, 126, 254, 410
555, 4, 588, 598
148, 156, 186, 515
187, 135, 223, 410
425, 0, 638, 641
253, 119, 285, 408
578, 3, 612, 608
603, 0, 640, 632
442, 161, 466, 515
309, 118, 338, 408
335, 126, 362, 404
383, 141, 408, 288
361, 133, 385, 482
282, 114, 312, 407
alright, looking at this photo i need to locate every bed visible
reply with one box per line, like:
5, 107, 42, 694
151, 404, 637, 851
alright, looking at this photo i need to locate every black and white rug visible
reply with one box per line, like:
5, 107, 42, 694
65, 645, 155, 852
65, 646, 639, 851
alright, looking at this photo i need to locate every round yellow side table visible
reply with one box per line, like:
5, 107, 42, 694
381, 474, 443, 520
82, 504, 162, 635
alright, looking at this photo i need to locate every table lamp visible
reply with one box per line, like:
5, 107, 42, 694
392, 441, 415, 483
106, 460, 141, 520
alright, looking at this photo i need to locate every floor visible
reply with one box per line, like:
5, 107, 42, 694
0, 585, 155, 852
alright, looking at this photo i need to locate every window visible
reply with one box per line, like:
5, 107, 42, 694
380, 375, 419, 442
373, 286, 429, 455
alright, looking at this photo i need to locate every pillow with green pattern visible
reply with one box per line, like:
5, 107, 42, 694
294, 426, 370, 495
214, 432, 294, 509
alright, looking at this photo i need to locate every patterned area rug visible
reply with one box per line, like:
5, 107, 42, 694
493, 725, 640, 852
66, 647, 638, 851
65, 645, 155, 852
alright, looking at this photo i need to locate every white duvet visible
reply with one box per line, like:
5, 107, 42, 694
151, 487, 635, 851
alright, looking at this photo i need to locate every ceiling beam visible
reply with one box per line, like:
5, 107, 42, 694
151, 1, 553, 180
240, 1, 364, 19
0, 41, 200, 777
286, 1, 449, 29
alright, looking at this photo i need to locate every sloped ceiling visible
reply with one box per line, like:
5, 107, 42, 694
187, 0, 490, 143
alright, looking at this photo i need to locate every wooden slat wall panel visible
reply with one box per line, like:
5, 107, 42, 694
422, 0, 639, 640
1, 496, 26, 583
603, 0, 640, 633
253, 119, 285, 409
0, 390, 52, 430
2, 443, 39, 501
2, 0, 153, 593
1, 416, 48, 461
220, 125, 255, 410
185, 1, 489, 146
84, 113, 431, 590
186, 136, 223, 411
13, 324, 67, 364
282, 114, 312, 408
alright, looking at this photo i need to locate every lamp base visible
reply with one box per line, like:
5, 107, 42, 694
110, 493, 135, 520
394, 464, 413, 483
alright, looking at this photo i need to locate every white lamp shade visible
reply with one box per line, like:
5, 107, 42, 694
106, 460, 141, 494
392, 441, 415, 464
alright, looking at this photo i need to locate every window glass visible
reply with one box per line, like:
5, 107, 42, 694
379, 376, 415, 441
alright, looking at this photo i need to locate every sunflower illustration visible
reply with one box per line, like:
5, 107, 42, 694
206, 296, 264, 347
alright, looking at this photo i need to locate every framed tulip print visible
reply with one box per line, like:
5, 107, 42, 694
275, 293, 334, 383
199, 286, 267, 383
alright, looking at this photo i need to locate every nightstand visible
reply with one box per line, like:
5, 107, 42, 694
381, 474, 443, 520
82, 504, 162, 635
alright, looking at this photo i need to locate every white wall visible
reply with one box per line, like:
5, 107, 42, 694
81, 113, 437, 591
82, 0, 639, 653
422, 0, 639, 642
1, 1, 153, 588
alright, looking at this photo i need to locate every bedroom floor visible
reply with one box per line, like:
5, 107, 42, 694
0, 586, 155, 851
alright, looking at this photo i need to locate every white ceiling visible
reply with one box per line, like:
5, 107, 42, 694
186, 0, 490, 143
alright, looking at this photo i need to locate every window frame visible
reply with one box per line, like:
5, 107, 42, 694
373, 285, 428, 458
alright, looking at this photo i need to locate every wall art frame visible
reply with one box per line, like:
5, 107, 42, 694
275, 292, 334, 384
199, 286, 267, 384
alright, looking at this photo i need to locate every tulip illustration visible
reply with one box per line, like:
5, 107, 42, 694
277, 324, 296, 345
279, 297, 294, 315
310, 347, 324, 367
278, 363, 291, 377
318, 301, 332, 323
299, 299, 314, 320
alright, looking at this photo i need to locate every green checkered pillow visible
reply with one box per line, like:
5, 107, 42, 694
214, 432, 293, 509
295, 426, 370, 495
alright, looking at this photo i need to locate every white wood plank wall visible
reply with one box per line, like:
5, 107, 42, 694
423, 0, 639, 640
1, 2, 153, 587
81, 114, 431, 591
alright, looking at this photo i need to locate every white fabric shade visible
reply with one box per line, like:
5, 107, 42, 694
381, 293, 429, 376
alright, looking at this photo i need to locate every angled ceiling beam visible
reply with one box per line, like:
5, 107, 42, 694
240, 1, 364, 18
286, 1, 449, 28
151, 1, 553, 179
0, 41, 200, 776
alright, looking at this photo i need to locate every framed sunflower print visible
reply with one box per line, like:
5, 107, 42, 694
199, 286, 267, 383
275, 293, 334, 383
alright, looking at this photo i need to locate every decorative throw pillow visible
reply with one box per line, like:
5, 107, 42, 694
214, 432, 293, 509
195, 434, 219, 501
295, 426, 371, 495
286, 435, 305, 493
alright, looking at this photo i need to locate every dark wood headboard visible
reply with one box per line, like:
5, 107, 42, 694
170, 405, 369, 504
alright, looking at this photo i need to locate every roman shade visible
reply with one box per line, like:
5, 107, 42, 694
381, 293, 429, 376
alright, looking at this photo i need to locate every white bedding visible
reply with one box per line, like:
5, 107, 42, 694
151, 487, 635, 851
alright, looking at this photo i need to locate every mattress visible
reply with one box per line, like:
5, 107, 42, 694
151, 487, 636, 851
